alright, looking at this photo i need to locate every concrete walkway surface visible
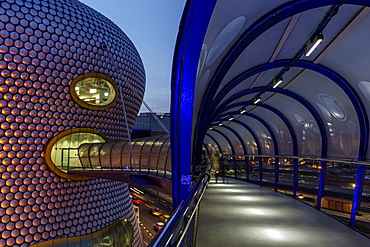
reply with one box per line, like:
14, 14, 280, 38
196, 177, 370, 247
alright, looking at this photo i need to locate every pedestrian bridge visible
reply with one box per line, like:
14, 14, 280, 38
48, 134, 173, 194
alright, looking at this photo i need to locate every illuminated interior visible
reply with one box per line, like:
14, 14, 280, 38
47, 129, 107, 172
76, 77, 115, 105
70, 73, 118, 110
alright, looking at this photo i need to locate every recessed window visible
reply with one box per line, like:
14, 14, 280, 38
45, 128, 108, 179
71, 73, 118, 110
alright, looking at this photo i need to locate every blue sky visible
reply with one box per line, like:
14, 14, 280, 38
79, 0, 186, 113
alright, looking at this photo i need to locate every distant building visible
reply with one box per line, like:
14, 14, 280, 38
133, 113, 170, 137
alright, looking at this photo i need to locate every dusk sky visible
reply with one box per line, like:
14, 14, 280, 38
79, 0, 187, 113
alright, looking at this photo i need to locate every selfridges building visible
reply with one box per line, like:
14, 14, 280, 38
0, 0, 146, 246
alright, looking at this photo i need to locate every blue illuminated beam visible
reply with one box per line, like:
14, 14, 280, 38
170, 0, 217, 208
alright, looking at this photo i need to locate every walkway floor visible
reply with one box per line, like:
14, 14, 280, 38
196, 177, 370, 247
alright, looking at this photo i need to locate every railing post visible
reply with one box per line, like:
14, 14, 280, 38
222, 156, 226, 181
274, 157, 279, 192
245, 156, 250, 182
233, 156, 237, 179
316, 160, 327, 209
293, 158, 298, 198
350, 164, 366, 226
259, 157, 263, 186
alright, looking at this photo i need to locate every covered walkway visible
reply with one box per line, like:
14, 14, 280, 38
196, 177, 370, 247
170, 0, 370, 238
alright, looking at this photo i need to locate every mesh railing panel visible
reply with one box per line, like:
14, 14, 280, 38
322, 163, 356, 225
179, 208, 198, 247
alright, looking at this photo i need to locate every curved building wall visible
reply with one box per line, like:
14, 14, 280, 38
0, 0, 145, 246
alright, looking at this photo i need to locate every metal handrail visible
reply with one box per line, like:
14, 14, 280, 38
149, 163, 211, 247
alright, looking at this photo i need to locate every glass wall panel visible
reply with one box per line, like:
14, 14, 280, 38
265, 94, 322, 156
207, 131, 232, 156
100, 142, 116, 169
317, 14, 370, 160
227, 122, 258, 155
252, 107, 294, 155
79, 144, 91, 169
121, 142, 131, 166
237, 115, 274, 155
288, 69, 360, 159
110, 142, 124, 168
165, 142, 171, 176
203, 135, 220, 154
158, 136, 170, 172
215, 127, 244, 155
148, 135, 169, 169
89, 143, 102, 170
133, 138, 146, 167
140, 136, 159, 169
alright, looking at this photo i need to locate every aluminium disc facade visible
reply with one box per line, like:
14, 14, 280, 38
0, 0, 145, 246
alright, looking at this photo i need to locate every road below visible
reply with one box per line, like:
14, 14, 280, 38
129, 185, 173, 245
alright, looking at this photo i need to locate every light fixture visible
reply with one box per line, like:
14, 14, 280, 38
104, 92, 109, 96
239, 108, 246, 114
272, 77, 283, 88
218, 122, 223, 126
228, 116, 234, 121
305, 34, 323, 56
209, 127, 213, 130
89, 88, 97, 93
253, 96, 261, 104
75, 86, 80, 91
298, 194, 304, 199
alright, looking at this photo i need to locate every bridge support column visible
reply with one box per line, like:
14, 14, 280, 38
317, 160, 327, 209
350, 164, 366, 226
293, 158, 298, 198
259, 157, 263, 187
274, 157, 279, 192
245, 157, 250, 182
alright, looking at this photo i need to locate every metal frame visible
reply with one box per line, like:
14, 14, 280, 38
170, 0, 217, 208
171, 0, 370, 229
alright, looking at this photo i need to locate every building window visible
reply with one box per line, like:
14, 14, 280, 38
71, 73, 118, 110
45, 128, 108, 179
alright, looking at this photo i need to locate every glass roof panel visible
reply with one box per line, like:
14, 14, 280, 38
206, 131, 232, 155
236, 116, 274, 155
287, 69, 359, 159
264, 94, 322, 156
251, 107, 294, 155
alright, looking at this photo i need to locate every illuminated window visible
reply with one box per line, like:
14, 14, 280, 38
71, 73, 118, 110
45, 128, 108, 179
